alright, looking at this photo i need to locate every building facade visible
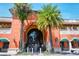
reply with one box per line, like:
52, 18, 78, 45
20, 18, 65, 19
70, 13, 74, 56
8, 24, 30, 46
0, 11, 79, 54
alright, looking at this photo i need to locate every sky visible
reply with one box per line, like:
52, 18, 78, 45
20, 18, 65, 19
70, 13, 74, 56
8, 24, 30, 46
0, 3, 79, 19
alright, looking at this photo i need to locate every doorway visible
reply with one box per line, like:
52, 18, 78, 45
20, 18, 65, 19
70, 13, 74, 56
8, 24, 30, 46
25, 29, 46, 52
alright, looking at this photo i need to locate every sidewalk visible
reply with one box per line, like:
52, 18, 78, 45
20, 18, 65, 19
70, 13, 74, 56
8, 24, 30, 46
16, 52, 79, 56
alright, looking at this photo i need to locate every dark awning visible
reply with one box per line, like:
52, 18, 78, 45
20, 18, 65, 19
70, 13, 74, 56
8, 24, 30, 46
0, 38, 9, 42
73, 38, 79, 41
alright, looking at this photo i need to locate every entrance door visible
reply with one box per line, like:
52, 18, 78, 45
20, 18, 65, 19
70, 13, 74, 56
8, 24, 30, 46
25, 29, 46, 52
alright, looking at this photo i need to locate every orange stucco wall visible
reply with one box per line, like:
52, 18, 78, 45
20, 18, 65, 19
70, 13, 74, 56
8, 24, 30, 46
60, 34, 79, 40
0, 19, 21, 48
0, 12, 79, 49
11, 19, 21, 48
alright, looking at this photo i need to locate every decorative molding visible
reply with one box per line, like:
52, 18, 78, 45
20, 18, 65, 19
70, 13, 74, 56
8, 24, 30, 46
0, 17, 12, 22
60, 30, 79, 34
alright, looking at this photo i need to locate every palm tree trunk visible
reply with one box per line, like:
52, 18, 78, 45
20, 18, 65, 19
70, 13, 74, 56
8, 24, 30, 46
19, 22, 24, 52
48, 25, 54, 52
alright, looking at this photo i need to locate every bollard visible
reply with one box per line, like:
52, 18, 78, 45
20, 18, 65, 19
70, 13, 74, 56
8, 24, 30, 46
40, 48, 42, 54
32, 48, 33, 54
27, 47, 29, 53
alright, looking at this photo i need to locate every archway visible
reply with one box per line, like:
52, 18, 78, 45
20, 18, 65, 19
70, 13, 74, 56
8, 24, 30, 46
60, 38, 69, 51
25, 28, 46, 52
71, 38, 79, 48
0, 38, 9, 52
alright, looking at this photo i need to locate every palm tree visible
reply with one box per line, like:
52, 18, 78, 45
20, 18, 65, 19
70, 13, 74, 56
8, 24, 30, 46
36, 4, 63, 53
10, 3, 31, 51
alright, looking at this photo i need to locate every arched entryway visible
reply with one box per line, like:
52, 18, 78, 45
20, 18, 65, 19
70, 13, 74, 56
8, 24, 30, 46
0, 38, 9, 52
25, 28, 46, 52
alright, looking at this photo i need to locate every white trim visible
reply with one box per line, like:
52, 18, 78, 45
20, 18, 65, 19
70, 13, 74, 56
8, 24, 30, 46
64, 20, 79, 23
8, 48, 20, 52
0, 17, 12, 22
60, 30, 79, 34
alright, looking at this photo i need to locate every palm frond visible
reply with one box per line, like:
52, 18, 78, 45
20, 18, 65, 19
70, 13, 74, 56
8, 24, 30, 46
37, 4, 63, 30
11, 3, 31, 23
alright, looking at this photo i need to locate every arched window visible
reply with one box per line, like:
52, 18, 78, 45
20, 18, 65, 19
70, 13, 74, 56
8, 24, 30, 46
71, 38, 79, 48
0, 38, 9, 52
60, 38, 69, 51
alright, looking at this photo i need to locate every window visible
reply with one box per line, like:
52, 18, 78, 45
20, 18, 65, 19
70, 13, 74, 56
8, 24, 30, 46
0, 38, 9, 52
73, 26, 78, 30
60, 39, 69, 51
69, 27, 72, 30
60, 41, 69, 51
61, 27, 67, 30
0, 22, 11, 34
71, 40, 79, 48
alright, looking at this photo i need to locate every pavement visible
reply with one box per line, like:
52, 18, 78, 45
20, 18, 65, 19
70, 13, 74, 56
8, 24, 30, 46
0, 51, 79, 56
16, 52, 79, 56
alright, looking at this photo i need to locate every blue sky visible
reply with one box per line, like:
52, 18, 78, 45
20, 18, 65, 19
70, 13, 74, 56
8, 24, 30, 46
0, 3, 79, 19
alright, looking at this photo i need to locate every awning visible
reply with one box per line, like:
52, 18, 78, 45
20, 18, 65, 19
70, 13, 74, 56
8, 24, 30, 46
61, 38, 68, 42
73, 38, 79, 41
0, 38, 9, 42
